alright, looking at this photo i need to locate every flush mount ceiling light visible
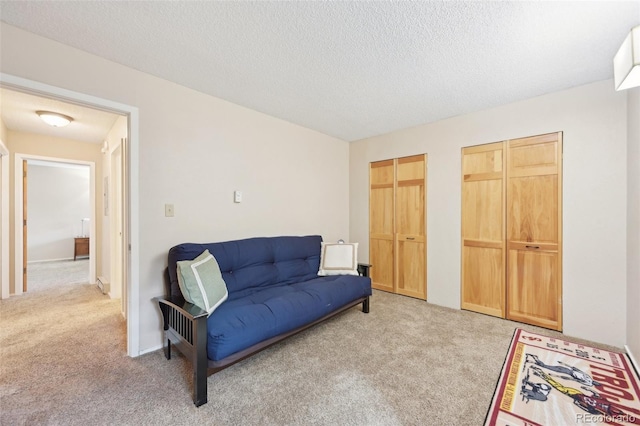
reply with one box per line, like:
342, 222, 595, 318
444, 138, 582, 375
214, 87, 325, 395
36, 110, 74, 127
614, 25, 640, 91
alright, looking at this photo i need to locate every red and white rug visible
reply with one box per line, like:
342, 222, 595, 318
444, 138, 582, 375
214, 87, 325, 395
485, 328, 640, 425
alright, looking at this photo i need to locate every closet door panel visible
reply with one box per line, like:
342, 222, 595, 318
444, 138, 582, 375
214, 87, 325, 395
508, 175, 558, 244
506, 132, 562, 331
370, 238, 395, 293
370, 160, 395, 293
462, 245, 503, 317
396, 238, 426, 299
396, 184, 425, 236
461, 142, 505, 317
508, 133, 559, 178
507, 247, 560, 329
395, 154, 427, 300
370, 187, 394, 236
462, 179, 503, 242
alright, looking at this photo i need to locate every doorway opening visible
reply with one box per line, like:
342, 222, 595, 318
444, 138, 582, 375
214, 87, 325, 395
0, 73, 140, 356
24, 159, 92, 292
14, 154, 97, 293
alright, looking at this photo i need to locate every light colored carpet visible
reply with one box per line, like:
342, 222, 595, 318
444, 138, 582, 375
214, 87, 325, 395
0, 282, 621, 426
26, 259, 90, 292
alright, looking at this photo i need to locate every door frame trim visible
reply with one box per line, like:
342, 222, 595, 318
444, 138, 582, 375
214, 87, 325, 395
15, 155, 96, 291
0, 72, 141, 357
0, 140, 9, 300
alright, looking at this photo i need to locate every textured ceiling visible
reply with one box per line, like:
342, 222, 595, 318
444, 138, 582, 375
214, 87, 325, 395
1, 1, 638, 141
0, 88, 120, 144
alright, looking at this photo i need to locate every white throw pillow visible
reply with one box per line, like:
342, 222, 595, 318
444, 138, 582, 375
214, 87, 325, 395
318, 242, 359, 276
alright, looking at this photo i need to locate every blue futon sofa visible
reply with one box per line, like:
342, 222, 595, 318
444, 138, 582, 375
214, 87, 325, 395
157, 235, 372, 406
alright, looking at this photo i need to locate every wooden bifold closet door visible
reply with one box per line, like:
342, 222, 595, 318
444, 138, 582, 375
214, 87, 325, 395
461, 132, 562, 331
506, 133, 562, 330
461, 142, 506, 318
369, 159, 395, 294
370, 154, 427, 300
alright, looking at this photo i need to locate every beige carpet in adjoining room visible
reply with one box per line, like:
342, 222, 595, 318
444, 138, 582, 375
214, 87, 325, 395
26, 259, 90, 293
0, 283, 621, 426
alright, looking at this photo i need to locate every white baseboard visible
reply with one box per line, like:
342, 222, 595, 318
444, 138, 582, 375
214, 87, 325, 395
139, 344, 163, 356
625, 345, 640, 375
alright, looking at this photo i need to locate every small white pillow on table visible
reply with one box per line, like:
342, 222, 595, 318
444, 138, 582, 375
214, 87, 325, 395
318, 242, 359, 276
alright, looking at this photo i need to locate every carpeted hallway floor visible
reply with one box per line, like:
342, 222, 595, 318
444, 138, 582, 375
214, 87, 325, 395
26, 259, 90, 293
0, 275, 621, 426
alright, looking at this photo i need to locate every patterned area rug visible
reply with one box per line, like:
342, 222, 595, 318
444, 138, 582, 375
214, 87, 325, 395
485, 328, 640, 425
27, 259, 89, 292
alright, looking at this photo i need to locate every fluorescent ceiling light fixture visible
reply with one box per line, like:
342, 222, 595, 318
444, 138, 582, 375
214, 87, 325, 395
614, 25, 640, 91
36, 110, 74, 127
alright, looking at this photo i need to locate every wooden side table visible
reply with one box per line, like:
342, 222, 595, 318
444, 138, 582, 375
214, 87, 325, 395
74, 237, 89, 260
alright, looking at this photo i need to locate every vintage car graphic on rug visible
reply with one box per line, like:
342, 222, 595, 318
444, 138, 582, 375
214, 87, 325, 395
485, 328, 640, 426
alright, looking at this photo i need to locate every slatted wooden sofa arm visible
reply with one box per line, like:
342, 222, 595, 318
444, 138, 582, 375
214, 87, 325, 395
357, 263, 371, 313
154, 296, 209, 406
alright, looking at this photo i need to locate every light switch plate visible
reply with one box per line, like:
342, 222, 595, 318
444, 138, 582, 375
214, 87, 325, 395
165, 203, 174, 217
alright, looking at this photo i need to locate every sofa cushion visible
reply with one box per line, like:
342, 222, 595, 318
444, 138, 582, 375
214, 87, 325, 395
176, 250, 228, 316
168, 235, 322, 300
205, 274, 372, 361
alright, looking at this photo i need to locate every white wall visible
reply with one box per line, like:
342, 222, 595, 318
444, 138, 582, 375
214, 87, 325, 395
0, 120, 6, 146
0, 23, 351, 354
101, 115, 128, 284
3, 22, 631, 352
0, 119, 7, 299
104, 115, 128, 302
27, 163, 90, 262
101, 144, 111, 283
627, 86, 640, 360
350, 80, 628, 347
0, 151, 3, 291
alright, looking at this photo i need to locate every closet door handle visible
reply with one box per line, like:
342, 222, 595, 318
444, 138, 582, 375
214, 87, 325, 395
525, 245, 540, 249
406, 237, 415, 240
